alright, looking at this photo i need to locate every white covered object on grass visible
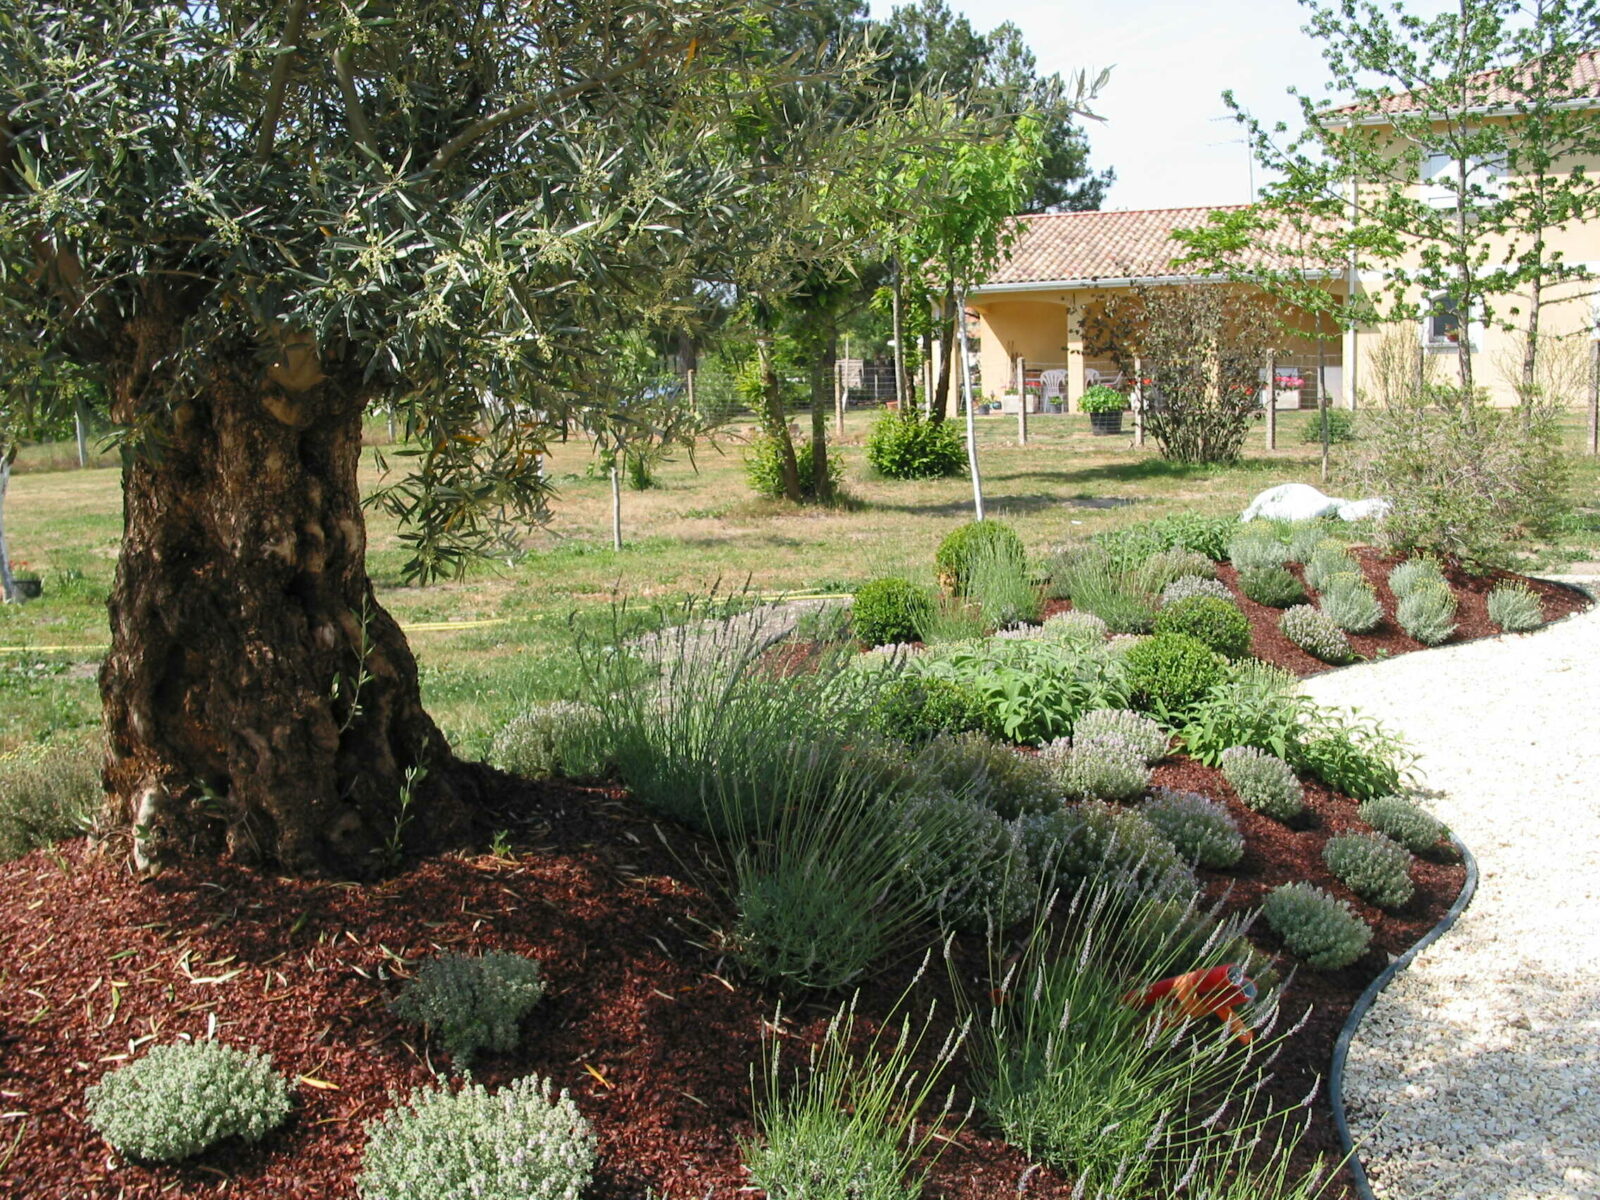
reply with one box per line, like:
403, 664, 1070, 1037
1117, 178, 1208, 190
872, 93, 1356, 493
1240, 483, 1389, 524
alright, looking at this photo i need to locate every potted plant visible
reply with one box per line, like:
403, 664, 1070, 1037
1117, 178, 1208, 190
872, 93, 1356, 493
1079, 384, 1127, 435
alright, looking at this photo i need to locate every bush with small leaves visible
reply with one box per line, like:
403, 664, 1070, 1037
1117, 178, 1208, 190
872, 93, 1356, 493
1161, 573, 1233, 606
1072, 708, 1170, 765
1140, 788, 1244, 869
1237, 565, 1306, 608
1358, 795, 1449, 853
866, 410, 967, 480
1322, 832, 1414, 910
390, 952, 546, 1070
1396, 584, 1457, 645
1285, 522, 1336, 564
1303, 543, 1357, 592
935, 521, 1026, 595
866, 676, 995, 745
1227, 533, 1289, 572
1057, 734, 1152, 803
1318, 571, 1383, 633
1140, 547, 1218, 587
898, 789, 1034, 932
1487, 582, 1544, 632
1387, 558, 1447, 600
1121, 633, 1229, 717
852, 578, 934, 647
85, 1041, 291, 1163
0, 734, 102, 862
1019, 801, 1196, 901
913, 732, 1060, 819
1041, 609, 1110, 642
1262, 882, 1373, 970
1220, 746, 1303, 820
358, 1074, 595, 1200
1153, 595, 1252, 660
1279, 605, 1355, 665
490, 702, 605, 780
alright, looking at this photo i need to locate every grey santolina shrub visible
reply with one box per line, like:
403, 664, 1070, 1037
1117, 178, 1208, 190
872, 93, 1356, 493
1237, 565, 1306, 608
1387, 557, 1447, 601
1302, 543, 1356, 593
390, 951, 547, 1070
1358, 795, 1449, 854
1318, 571, 1383, 634
358, 1075, 595, 1200
1219, 746, 1303, 821
1396, 584, 1457, 645
1279, 604, 1355, 665
1486, 582, 1543, 633
1262, 882, 1372, 970
1322, 831, 1415, 910
1140, 788, 1244, 869
85, 1040, 292, 1162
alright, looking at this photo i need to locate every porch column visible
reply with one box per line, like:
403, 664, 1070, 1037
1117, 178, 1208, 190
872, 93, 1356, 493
1066, 304, 1086, 409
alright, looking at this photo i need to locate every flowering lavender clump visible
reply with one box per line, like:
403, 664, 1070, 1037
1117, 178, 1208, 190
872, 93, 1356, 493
1042, 733, 1151, 803
1071, 708, 1170, 765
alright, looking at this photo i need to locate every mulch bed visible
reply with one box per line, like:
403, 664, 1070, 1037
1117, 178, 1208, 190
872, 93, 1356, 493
0, 558, 1585, 1199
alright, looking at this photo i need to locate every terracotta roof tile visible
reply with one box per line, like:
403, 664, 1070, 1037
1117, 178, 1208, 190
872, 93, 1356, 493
1325, 46, 1600, 119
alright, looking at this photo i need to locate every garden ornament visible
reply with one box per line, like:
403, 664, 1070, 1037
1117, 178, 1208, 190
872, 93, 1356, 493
1122, 963, 1258, 1044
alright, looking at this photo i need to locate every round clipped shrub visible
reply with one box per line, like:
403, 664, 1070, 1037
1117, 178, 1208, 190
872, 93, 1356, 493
1071, 708, 1170, 765
391, 951, 547, 1070
898, 789, 1034, 932
1121, 633, 1229, 715
1396, 583, 1457, 645
1237, 565, 1306, 608
358, 1074, 595, 1200
935, 521, 1025, 595
1262, 882, 1372, 970
1161, 574, 1233, 606
1487, 582, 1543, 633
490, 701, 605, 780
1042, 610, 1110, 642
1219, 745, 1303, 821
1279, 604, 1355, 665
1153, 596, 1251, 660
1323, 831, 1414, 910
1019, 801, 1196, 901
914, 732, 1060, 819
1318, 571, 1383, 633
866, 411, 967, 480
1359, 795, 1449, 853
745, 433, 841, 501
85, 1040, 292, 1163
852, 578, 934, 647
867, 676, 994, 745
1141, 788, 1244, 869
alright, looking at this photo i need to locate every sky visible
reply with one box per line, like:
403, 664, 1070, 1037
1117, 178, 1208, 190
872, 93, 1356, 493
865, 0, 1457, 212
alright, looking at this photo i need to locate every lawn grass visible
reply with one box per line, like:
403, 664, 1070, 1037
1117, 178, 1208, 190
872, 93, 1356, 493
2, 407, 1596, 757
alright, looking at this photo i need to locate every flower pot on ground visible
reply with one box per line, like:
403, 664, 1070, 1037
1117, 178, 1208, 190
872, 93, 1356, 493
1079, 383, 1127, 435
11, 577, 42, 600
1089, 411, 1124, 435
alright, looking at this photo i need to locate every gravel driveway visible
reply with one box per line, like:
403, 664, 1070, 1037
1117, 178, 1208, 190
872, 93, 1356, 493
1299, 578, 1600, 1200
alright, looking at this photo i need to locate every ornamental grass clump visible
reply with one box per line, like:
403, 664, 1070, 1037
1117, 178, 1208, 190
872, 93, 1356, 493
1072, 707, 1170, 764
1237, 564, 1306, 608
1396, 583, 1457, 645
85, 1040, 292, 1163
898, 789, 1034, 932
1018, 802, 1195, 901
1262, 882, 1372, 970
1220, 746, 1303, 821
1323, 832, 1414, 910
1047, 545, 1158, 633
851, 578, 934, 647
1153, 595, 1251, 659
964, 534, 1043, 629
390, 951, 546, 1070
913, 732, 1059, 819
1318, 571, 1383, 633
489, 701, 605, 780
1140, 788, 1245, 869
1359, 795, 1449, 853
358, 1075, 595, 1200
1487, 582, 1544, 632
1279, 605, 1355, 665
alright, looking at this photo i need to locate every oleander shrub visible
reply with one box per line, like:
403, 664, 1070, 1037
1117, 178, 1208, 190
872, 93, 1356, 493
1121, 633, 1228, 717
1161, 574, 1233, 606
746, 433, 841, 501
489, 701, 606, 780
1071, 708, 1170, 764
1261, 882, 1372, 970
1220, 746, 1303, 820
1237, 565, 1306, 608
1387, 557, 1447, 600
390, 951, 547, 1070
1227, 532, 1289, 572
1396, 583, 1458, 645
1041, 610, 1110, 642
1302, 543, 1357, 592
1053, 734, 1152, 803
852, 578, 935, 647
866, 410, 966, 480
1153, 596, 1251, 660
898, 789, 1034, 932
358, 1075, 595, 1200
935, 520, 1026, 595
1019, 802, 1195, 901
1300, 408, 1357, 445
1279, 605, 1355, 665
85, 1041, 292, 1163
867, 676, 995, 745
1140, 788, 1244, 869
914, 732, 1059, 819
1318, 571, 1383, 633
1359, 795, 1449, 853
1487, 582, 1544, 632
1322, 832, 1414, 910
0, 734, 103, 862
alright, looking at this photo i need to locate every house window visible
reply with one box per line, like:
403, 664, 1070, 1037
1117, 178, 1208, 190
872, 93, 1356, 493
1423, 293, 1479, 352
1419, 151, 1504, 209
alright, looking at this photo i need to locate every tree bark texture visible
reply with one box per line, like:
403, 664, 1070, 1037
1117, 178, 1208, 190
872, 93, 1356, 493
756, 338, 802, 503
931, 284, 955, 422
808, 326, 835, 504
99, 346, 476, 878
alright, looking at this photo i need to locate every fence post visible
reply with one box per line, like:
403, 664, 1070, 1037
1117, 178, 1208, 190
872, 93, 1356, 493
1266, 355, 1277, 451
686, 367, 697, 418
1016, 356, 1028, 447
610, 465, 623, 551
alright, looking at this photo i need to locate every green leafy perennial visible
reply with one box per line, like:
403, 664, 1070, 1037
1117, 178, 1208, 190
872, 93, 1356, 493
390, 952, 546, 1070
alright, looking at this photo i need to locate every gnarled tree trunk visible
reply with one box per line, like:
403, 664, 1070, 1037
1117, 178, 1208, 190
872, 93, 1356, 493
99, 352, 477, 878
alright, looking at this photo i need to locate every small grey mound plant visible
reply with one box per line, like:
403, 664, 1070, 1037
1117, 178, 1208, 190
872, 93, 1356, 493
390, 951, 546, 1070
1322, 832, 1414, 910
1019, 802, 1195, 901
1318, 571, 1383, 633
1237, 565, 1306, 608
1140, 788, 1244, 868
1161, 574, 1233, 606
898, 790, 1034, 933
358, 1075, 595, 1200
1072, 708, 1170, 765
1285, 522, 1335, 564
1041, 609, 1110, 642
1359, 795, 1449, 854
1262, 881, 1372, 969
1486, 582, 1544, 633
85, 1040, 292, 1163
1227, 533, 1289, 572
1387, 557, 1447, 600
913, 732, 1060, 819
1219, 746, 1303, 821
1396, 584, 1457, 645
489, 701, 604, 780
1279, 605, 1355, 665
1302, 543, 1356, 592
1144, 547, 1218, 583
1054, 734, 1152, 803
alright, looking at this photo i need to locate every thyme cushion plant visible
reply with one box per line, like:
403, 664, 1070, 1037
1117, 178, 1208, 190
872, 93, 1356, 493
1322, 832, 1415, 910
1279, 605, 1355, 665
1141, 788, 1244, 869
390, 951, 547, 1070
1359, 795, 1448, 853
1262, 882, 1372, 970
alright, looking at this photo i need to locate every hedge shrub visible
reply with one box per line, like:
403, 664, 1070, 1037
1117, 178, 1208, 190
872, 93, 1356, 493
1153, 596, 1251, 659
866, 411, 966, 480
852, 578, 934, 647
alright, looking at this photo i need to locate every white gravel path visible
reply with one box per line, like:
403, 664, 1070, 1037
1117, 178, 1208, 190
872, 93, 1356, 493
1299, 579, 1600, 1200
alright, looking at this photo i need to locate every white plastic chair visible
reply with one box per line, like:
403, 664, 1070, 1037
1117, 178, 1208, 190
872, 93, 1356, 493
1039, 368, 1068, 412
